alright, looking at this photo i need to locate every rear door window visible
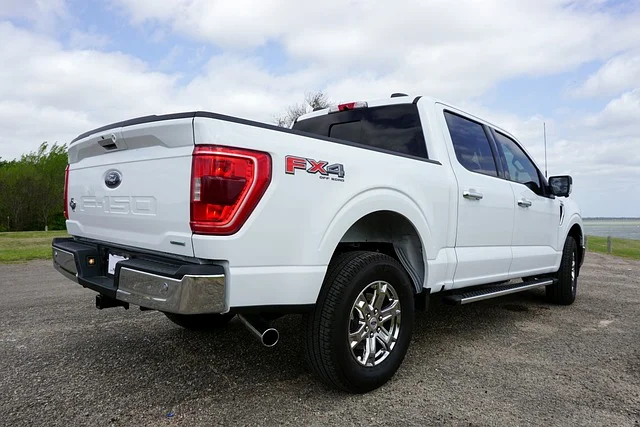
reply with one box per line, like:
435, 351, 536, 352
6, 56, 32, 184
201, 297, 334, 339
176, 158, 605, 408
293, 104, 428, 158
444, 112, 498, 177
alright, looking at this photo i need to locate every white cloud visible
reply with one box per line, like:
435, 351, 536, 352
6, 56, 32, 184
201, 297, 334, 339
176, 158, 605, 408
0, 21, 179, 159
112, 0, 640, 101
178, 55, 325, 119
0, 100, 93, 154
583, 89, 640, 137
1, 0, 640, 216
68, 29, 111, 49
548, 90, 640, 216
0, 22, 323, 160
0, 28, 178, 116
0, 0, 68, 32
571, 51, 640, 98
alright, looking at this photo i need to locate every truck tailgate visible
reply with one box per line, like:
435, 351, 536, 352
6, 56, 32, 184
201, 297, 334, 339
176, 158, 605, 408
65, 117, 195, 257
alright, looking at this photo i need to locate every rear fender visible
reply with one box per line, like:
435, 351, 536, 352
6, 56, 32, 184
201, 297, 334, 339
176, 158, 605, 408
317, 188, 433, 284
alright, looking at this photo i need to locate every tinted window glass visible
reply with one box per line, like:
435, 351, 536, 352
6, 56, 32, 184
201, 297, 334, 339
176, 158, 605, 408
494, 131, 542, 194
329, 121, 361, 141
292, 104, 428, 158
444, 112, 497, 176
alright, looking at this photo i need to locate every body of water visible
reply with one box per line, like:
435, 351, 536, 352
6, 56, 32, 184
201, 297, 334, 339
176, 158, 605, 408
583, 220, 640, 240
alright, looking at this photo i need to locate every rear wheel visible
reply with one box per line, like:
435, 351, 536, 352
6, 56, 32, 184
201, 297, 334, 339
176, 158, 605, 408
164, 312, 235, 330
546, 236, 578, 305
304, 251, 414, 393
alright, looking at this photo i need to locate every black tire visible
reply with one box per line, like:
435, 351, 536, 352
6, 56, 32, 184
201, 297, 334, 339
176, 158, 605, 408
304, 251, 415, 393
546, 236, 578, 305
164, 312, 235, 330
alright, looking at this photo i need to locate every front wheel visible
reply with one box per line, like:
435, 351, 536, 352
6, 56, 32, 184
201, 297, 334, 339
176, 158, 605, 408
304, 251, 415, 393
546, 236, 578, 305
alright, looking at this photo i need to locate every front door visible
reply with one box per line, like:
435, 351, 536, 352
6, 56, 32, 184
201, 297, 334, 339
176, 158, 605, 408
491, 130, 561, 277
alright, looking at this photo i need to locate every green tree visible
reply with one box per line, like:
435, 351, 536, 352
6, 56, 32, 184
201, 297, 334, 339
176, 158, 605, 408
0, 142, 67, 231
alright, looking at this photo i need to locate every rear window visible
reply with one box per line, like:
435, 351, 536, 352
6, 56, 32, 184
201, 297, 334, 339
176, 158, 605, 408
444, 111, 498, 177
292, 104, 428, 158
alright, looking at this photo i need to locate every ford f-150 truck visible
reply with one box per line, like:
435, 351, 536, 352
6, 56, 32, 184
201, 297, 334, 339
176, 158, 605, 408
52, 94, 584, 393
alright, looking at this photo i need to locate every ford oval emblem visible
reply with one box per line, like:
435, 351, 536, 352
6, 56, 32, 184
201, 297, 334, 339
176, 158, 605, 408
105, 170, 122, 189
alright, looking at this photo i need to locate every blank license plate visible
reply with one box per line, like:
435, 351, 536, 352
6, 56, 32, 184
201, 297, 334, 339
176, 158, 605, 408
107, 254, 128, 275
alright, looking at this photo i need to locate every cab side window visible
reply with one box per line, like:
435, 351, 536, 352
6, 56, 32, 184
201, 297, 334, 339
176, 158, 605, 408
444, 112, 498, 177
494, 131, 542, 195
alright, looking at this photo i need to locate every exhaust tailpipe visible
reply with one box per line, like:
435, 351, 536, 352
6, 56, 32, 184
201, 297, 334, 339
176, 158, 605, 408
238, 314, 279, 347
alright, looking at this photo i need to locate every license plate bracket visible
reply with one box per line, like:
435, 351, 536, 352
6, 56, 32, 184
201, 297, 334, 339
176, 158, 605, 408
107, 253, 128, 276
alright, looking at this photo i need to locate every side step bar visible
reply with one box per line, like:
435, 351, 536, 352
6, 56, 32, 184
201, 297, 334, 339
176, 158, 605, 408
442, 278, 556, 305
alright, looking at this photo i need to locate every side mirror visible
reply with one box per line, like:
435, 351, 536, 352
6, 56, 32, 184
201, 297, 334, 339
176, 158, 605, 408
549, 175, 572, 197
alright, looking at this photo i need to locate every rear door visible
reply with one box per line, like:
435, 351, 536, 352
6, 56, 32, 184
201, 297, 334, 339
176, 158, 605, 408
491, 130, 561, 276
65, 116, 196, 256
439, 109, 515, 288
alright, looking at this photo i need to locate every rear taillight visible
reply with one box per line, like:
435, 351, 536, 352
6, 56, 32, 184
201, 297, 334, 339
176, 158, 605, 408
63, 164, 70, 220
190, 145, 271, 235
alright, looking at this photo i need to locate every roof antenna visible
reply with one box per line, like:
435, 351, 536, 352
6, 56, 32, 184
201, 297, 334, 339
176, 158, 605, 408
543, 121, 548, 178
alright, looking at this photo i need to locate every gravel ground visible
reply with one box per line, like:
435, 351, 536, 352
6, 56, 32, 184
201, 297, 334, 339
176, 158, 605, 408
1, 253, 639, 426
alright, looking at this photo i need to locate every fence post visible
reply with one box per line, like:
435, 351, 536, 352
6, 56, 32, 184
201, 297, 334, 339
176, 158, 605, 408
607, 236, 612, 254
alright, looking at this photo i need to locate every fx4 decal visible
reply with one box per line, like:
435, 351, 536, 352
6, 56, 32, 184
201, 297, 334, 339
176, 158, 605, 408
285, 156, 345, 181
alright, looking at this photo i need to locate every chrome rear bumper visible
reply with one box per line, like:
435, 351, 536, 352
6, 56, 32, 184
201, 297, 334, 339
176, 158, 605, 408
53, 247, 78, 282
52, 238, 227, 315
116, 267, 225, 314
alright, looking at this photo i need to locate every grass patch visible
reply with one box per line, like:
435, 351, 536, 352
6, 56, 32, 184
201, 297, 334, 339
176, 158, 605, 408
587, 235, 640, 260
0, 230, 69, 263
2, 231, 638, 263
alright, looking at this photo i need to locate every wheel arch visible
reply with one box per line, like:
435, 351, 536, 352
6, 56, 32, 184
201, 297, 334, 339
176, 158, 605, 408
566, 221, 585, 270
318, 190, 433, 294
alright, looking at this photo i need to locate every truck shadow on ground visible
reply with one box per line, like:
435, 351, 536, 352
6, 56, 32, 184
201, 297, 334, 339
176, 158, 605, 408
52, 288, 554, 402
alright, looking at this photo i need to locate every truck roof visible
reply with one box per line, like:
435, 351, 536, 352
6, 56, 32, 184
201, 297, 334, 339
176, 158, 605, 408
296, 94, 523, 149
295, 93, 542, 172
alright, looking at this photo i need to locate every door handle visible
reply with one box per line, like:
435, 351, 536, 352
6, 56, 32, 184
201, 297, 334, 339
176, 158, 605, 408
463, 190, 483, 200
518, 199, 532, 208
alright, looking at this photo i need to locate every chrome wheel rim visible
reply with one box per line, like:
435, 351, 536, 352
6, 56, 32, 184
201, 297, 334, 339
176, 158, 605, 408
348, 280, 401, 367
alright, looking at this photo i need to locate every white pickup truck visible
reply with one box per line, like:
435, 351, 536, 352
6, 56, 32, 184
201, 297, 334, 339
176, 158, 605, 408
52, 94, 584, 393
